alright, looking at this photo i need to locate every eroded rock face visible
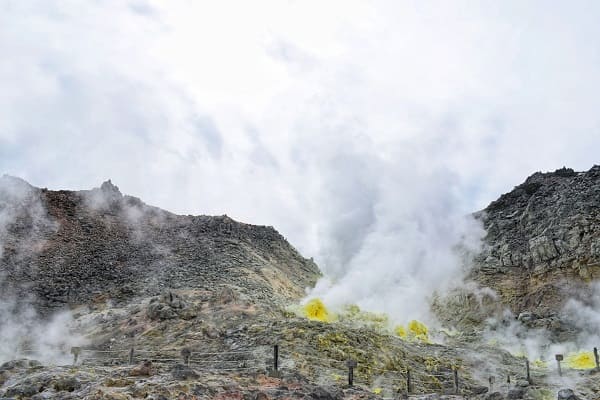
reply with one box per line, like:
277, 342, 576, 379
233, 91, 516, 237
471, 166, 600, 329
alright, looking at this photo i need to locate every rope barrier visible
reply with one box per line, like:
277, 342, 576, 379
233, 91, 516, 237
190, 359, 263, 365
367, 366, 407, 376
281, 353, 347, 366
206, 366, 265, 372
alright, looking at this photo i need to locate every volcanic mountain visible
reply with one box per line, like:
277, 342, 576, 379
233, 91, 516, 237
1, 169, 599, 400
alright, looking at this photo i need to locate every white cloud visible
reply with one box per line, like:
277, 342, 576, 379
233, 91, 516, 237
1, 0, 599, 318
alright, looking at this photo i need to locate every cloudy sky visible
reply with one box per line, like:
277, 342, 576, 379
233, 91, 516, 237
2, 1, 600, 316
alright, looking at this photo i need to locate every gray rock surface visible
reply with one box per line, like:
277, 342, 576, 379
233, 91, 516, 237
471, 166, 600, 334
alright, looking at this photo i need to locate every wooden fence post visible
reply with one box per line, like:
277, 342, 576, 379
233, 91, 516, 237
273, 344, 279, 372
453, 368, 459, 394
406, 369, 412, 394
526, 359, 531, 384
594, 347, 599, 370
346, 359, 357, 387
129, 347, 135, 365
181, 348, 191, 366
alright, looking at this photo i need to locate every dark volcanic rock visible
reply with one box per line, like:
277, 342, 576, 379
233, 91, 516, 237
0, 176, 320, 314
309, 386, 343, 400
471, 166, 600, 332
53, 376, 81, 392
557, 388, 580, 400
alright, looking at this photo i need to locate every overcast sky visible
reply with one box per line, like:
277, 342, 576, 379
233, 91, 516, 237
1, 1, 600, 305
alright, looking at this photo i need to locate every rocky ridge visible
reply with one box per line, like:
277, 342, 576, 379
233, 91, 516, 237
0, 175, 319, 314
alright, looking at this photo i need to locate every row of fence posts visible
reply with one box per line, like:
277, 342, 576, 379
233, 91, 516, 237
67, 345, 600, 395
269, 345, 461, 395
68, 344, 460, 394
488, 347, 600, 393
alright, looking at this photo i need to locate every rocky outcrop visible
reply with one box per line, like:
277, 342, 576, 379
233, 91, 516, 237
0, 176, 320, 314
471, 166, 600, 329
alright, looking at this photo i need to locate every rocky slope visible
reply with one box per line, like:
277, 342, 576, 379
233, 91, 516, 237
0, 175, 320, 314
469, 166, 600, 335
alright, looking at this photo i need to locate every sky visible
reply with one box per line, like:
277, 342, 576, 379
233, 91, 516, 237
1, 1, 600, 317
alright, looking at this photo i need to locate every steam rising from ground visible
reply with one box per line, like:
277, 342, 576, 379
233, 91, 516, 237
0, 295, 82, 365
563, 282, 600, 351
478, 284, 600, 388
309, 151, 484, 322
0, 175, 84, 364
308, 162, 485, 324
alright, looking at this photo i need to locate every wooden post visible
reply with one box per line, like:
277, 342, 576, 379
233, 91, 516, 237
407, 369, 412, 394
488, 376, 495, 392
129, 347, 135, 365
273, 344, 279, 372
594, 347, 599, 370
526, 359, 531, 384
70, 347, 81, 366
181, 348, 191, 366
346, 360, 357, 387
453, 368, 459, 394
555, 354, 563, 377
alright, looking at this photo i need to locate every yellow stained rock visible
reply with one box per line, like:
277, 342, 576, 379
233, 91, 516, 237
565, 351, 596, 370
395, 325, 407, 339
303, 298, 331, 322
408, 320, 429, 341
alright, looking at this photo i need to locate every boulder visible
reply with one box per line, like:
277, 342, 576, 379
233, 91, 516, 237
557, 389, 580, 400
130, 361, 153, 377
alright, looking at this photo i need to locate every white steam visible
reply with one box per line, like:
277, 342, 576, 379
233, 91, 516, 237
479, 284, 600, 388
306, 150, 486, 323
563, 282, 600, 350
0, 294, 83, 365
0, 175, 84, 365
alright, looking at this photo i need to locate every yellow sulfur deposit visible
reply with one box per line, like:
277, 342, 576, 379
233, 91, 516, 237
408, 320, 429, 341
303, 298, 331, 322
331, 373, 344, 382
394, 320, 429, 342
565, 351, 596, 370
373, 388, 383, 395
395, 325, 407, 339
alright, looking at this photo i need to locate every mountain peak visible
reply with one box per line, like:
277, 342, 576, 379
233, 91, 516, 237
100, 179, 121, 195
